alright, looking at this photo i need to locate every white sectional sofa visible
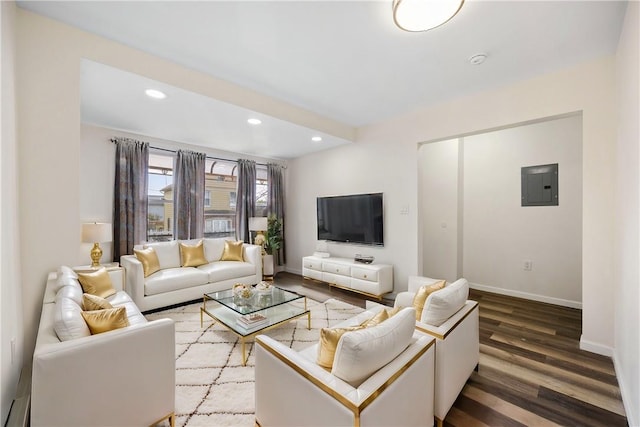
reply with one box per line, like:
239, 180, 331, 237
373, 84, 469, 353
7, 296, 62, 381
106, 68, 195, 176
121, 238, 262, 312
32, 267, 175, 427
255, 305, 436, 427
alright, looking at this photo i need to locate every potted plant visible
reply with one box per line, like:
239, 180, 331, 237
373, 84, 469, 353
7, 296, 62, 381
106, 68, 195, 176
263, 215, 282, 279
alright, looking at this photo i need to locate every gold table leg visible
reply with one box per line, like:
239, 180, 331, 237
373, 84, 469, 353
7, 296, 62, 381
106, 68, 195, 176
241, 337, 247, 366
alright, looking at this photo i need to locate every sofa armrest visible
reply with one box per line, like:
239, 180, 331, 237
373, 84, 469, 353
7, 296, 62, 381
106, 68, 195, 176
32, 318, 175, 427
243, 244, 262, 276
394, 291, 415, 308
121, 254, 145, 305
255, 335, 355, 427
415, 300, 479, 420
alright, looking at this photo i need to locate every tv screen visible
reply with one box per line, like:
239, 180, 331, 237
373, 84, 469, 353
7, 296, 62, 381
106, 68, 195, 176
317, 193, 384, 246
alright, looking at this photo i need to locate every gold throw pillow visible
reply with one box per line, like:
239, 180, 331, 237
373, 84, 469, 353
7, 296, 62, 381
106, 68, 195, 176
317, 326, 363, 369
220, 240, 244, 262
412, 280, 446, 320
82, 293, 113, 311
134, 247, 161, 277
81, 307, 129, 335
179, 240, 208, 267
77, 268, 117, 299
360, 309, 389, 328
386, 306, 403, 317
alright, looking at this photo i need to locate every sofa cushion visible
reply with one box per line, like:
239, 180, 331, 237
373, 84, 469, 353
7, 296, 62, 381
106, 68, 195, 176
81, 307, 129, 335
77, 268, 117, 299
203, 238, 226, 262
332, 307, 416, 387
54, 296, 91, 341
198, 261, 257, 282
55, 281, 84, 306
179, 240, 208, 267
221, 240, 244, 261
144, 240, 181, 269
134, 247, 161, 277
421, 278, 469, 326
412, 280, 445, 320
82, 293, 113, 311
106, 291, 147, 326
144, 267, 209, 296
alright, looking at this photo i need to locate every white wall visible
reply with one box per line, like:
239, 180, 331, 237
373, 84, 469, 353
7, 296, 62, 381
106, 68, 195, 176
613, 1, 639, 425
1, 1, 24, 424
418, 138, 460, 282
463, 116, 582, 306
287, 56, 616, 356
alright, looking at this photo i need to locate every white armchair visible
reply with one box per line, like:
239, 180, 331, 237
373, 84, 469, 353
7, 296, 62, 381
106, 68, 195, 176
370, 276, 479, 427
255, 306, 436, 427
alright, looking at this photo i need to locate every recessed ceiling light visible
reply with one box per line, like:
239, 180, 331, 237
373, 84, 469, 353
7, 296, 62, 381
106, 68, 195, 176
247, 118, 262, 125
145, 89, 166, 99
311, 136, 323, 142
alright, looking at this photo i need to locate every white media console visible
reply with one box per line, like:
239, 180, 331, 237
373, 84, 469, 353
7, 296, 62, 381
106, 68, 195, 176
302, 256, 393, 300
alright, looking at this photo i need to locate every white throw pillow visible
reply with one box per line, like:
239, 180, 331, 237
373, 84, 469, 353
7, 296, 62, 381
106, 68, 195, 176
420, 278, 469, 326
53, 296, 91, 341
203, 238, 226, 262
332, 307, 416, 387
144, 240, 181, 269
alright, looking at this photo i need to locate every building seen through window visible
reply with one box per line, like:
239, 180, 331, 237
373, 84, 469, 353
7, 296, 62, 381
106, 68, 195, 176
147, 153, 267, 242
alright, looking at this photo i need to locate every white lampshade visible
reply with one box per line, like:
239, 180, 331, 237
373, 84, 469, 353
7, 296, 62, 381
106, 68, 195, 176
393, 0, 464, 32
248, 217, 268, 232
82, 223, 112, 243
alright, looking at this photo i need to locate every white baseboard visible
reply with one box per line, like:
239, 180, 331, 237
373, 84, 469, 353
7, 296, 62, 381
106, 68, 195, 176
613, 352, 637, 426
285, 266, 303, 276
579, 336, 613, 357
469, 282, 582, 309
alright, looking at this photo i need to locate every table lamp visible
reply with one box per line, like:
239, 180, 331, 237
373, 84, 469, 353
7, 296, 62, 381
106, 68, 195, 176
82, 222, 112, 267
248, 217, 268, 251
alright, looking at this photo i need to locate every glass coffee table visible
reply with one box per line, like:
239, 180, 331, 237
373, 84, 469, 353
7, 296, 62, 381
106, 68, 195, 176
200, 286, 310, 365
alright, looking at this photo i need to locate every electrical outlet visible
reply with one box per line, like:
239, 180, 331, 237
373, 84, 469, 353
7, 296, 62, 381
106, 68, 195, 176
523, 260, 532, 271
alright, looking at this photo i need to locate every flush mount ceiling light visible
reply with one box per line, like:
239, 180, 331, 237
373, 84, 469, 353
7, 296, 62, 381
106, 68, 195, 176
311, 136, 323, 142
393, 0, 464, 32
145, 89, 166, 99
247, 118, 262, 125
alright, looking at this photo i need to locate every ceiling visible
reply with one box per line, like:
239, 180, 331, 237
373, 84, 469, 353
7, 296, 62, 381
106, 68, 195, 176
18, 1, 627, 160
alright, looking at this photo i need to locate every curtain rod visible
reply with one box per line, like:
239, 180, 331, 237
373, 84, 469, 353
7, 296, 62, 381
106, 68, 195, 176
111, 138, 281, 168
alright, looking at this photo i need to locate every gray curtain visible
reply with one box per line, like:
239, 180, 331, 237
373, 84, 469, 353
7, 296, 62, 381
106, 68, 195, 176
174, 149, 206, 240
112, 137, 149, 261
235, 159, 256, 243
267, 163, 286, 265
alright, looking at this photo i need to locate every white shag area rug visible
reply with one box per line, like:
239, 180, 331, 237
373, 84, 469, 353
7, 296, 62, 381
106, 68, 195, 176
146, 298, 364, 427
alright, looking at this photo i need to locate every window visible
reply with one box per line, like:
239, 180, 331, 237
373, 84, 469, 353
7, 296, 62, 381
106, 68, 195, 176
203, 159, 237, 238
145, 154, 272, 242
147, 153, 174, 242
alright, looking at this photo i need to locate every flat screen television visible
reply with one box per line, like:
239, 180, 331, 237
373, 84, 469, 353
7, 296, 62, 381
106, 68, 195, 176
317, 193, 384, 246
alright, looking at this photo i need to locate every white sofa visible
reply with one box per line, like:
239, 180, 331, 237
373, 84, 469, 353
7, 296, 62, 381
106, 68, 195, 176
121, 238, 262, 312
255, 305, 436, 427
32, 267, 175, 427
369, 276, 479, 427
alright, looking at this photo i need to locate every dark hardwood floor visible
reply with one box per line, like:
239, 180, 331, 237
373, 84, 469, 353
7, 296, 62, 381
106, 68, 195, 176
273, 272, 628, 427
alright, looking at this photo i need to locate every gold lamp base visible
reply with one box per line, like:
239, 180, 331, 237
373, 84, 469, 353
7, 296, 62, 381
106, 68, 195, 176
90, 242, 103, 268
